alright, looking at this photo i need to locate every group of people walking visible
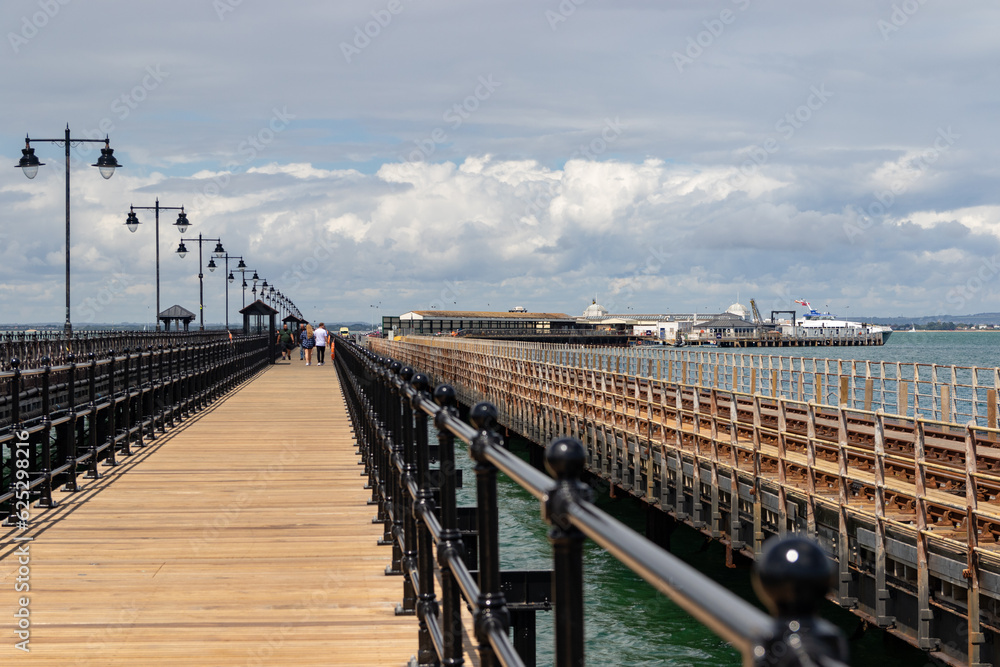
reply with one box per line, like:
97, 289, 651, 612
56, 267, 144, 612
277, 322, 331, 366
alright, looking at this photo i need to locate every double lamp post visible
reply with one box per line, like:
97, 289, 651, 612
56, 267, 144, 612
15, 125, 121, 336
125, 199, 190, 332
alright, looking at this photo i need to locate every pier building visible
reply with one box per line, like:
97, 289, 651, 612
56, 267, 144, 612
383, 301, 889, 347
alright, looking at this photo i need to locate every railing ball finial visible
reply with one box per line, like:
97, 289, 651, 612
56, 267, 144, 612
411, 373, 430, 393
10, 357, 20, 369
400, 365, 414, 382
433, 383, 457, 408
545, 436, 586, 480
752, 535, 834, 618
434, 384, 457, 429
40, 355, 50, 367
469, 401, 498, 431
390, 360, 402, 374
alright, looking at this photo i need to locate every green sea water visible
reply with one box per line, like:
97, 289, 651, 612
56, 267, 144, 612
446, 333, 981, 665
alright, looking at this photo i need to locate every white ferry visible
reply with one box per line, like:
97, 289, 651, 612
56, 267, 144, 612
792, 300, 892, 342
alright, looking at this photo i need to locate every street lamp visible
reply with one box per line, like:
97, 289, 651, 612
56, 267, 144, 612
124, 199, 190, 332
16, 126, 122, 335
254, 279, 269, 302
215, 253, 244, 331
240, 269, 260, 309
176, 234, 225, 331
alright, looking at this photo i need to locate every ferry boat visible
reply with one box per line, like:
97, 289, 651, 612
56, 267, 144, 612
793, 300, 892, 342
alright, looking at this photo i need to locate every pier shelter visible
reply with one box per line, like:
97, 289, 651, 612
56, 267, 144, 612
157, 304, 196, 331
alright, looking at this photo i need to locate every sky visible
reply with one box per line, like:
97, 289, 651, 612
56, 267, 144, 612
1, 0, 999, 327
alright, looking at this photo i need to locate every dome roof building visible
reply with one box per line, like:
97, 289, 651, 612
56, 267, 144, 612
583, 300, 609, 320
725, 302, 749, 320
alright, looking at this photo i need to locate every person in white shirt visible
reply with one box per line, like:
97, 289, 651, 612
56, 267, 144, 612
314, 323, 330, 365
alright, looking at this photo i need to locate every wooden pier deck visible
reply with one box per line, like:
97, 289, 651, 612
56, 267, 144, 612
1, 359, 475, 666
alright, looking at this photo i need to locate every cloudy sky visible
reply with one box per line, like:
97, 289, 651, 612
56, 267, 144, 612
1, 0, 998, 327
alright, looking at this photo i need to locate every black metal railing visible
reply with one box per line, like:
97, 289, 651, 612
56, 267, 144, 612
0, 334, 272, 518
0, 329, 237, 372
333, 336, 850, 667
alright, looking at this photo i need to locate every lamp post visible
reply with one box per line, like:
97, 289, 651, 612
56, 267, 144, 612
239, 269, 260, 309
215, 253, 245, 332
251, 278, 268, 334
176, 234, 225, 331
16, 126, 122, 335
253, 279, 269, 303
125, 199, 190, 331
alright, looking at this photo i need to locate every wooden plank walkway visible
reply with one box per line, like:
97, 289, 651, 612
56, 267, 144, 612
1, 359, 478, 666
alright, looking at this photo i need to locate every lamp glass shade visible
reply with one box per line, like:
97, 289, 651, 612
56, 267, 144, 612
125, 211, 140, 233
213, 242, 225, 257
92, 147, 121, 179
237, 258, 246, 270
17, 147, 43, 179
207, 258, 217, 272
228, 272, 235, 284
175, 212, 190, 234
176, 242, 188, 258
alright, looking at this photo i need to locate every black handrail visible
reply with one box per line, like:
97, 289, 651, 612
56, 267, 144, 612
333, 335, 850, 667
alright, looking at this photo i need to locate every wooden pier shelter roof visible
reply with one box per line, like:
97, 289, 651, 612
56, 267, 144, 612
0, 361, 478, 666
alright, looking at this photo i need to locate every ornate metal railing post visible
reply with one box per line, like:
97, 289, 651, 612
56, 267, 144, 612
411, 373, 439, 665
185, 342, 195, 416
542, 437, 591, 667
64, 353, 79, 492
380, 357, 395, 522
157, 345, 167, 432
146, 345, 156, 441
434, 383, 465, 667
10, 357, 21, 429
84, 352, 101, 480
374, 358, 393, 544
397, 365, 419, 616
121, 348, 133, 456
134, 348, 146, 449
104, 350, 117, 468
468, 401, 510, 667
167, 344, 177, 426
385, 361, 406, 576
37, 356, 57, 508
751, 536, 849, 665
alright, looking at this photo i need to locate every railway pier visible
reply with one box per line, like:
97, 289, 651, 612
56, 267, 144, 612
370, 335, 1000, 666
